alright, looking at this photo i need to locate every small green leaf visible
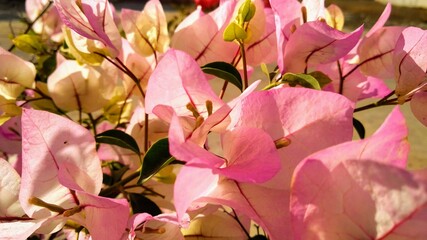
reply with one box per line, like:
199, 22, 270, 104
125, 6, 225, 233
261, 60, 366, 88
238, 0, 256, 23
260, 63, 270, 81
353, 118, 366, 139
12, 34, 45, 54
129, 193, 162, 215
308, 71, 333, 88
138, 138, 175, 184
95, 129, 141, 158
202, 61, 243, 92
223, 22, 247, 42
282, 73, 321, 90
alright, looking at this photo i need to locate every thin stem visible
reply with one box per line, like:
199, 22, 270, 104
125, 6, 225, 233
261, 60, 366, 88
354, 98, 399, 113
144, 113, 149, 153
239, 41, 248, 90
88, 113, 98, 136
0, 216, 34, 221
219, 81, 229, 99
219, 49, 240, 99
99, 171, 140, 197
354, 90, 397, 112
94, 52, 146, 98
378, 90, 396, 104
141, 185, 166, 198
230, 208, 251, 238
114, 57, 146, 99
8, 1, 53, 51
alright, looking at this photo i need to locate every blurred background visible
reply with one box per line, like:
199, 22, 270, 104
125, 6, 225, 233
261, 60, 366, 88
0, 0, 426, 168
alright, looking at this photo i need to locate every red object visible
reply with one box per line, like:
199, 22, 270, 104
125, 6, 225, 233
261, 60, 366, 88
194, 0, 220, 11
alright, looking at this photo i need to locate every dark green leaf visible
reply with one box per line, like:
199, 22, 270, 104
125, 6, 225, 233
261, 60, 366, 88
138, 138, 175, 184
102, 173, 114, 186
282, 73, 321, 90
308, 71, 333, 88
202, 61, 243, 92
95, 129, 141, 158
353, 118, 365, 139
129, 193, 162, 215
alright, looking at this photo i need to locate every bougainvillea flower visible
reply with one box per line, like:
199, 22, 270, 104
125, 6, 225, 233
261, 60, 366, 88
393, 27, 427, 97
26, 0, 63, 42
124, 212, 186, 240
171, 87, 354, 239
54, 0, 121, 57
63, 27, 105, 65
145, 49, 224, 122
47, 60, 116, 113
245, 7, 277, 66
410, 91, 427, 126
171, 114, 281, 222
19, 109, 129, 238
181, 210, 248, 238
392, 27, 427, 126
318, 55, 391, 101
120, 39, 155, 97
0, 47, 36, 100
0, 158, 24, 217
290, 107, 427, 239
358, 26, 405, 79
0, 116, 21, 152
0, 96, 22, 125
270, 0, 302, 72
121, 0, 169, 57
0, 158, 47, 240
171, 1, 239, 65
282, 21, 363, 73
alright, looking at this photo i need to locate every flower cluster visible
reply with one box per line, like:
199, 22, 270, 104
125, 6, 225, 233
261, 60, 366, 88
1, 0, 427, 239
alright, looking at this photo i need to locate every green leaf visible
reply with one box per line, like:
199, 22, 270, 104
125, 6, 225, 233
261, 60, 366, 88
308, 71, 333, 88
138, 138, 175, 184
95, 129, 141, 158
12, 34, 45, 55
129, 193, 162, 215
353, 118, 366, 139
238, 0, 256, 23
223, 22, 247, 42
282, 73, 321, 90
202, 61, 243, 92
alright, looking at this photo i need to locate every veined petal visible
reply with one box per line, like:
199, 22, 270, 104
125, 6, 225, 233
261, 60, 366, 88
20, 109, 102, 217
283, 21, 363, 73
393, 27, 427, 96
291, 159, 427, 239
